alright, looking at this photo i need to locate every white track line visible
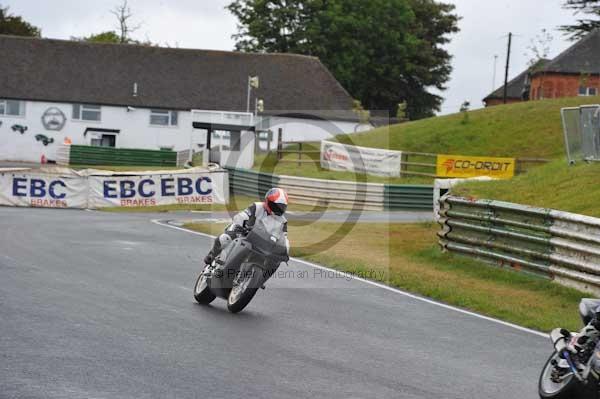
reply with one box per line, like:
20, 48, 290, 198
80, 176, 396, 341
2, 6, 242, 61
151, 218, 547, 339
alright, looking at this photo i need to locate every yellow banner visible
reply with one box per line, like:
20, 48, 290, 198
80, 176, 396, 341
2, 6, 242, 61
436, 154, 515, 179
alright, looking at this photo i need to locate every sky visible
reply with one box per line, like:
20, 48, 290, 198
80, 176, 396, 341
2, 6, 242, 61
5, 0, 582, 115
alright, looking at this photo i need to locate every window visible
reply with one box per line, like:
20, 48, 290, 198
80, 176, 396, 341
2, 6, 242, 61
0, 99, 24, 116
150, 109, 178, 126
72, 104, 101, 121
229, 131, 241, 151
578, 87, 598, 97
91, 134, 115, 147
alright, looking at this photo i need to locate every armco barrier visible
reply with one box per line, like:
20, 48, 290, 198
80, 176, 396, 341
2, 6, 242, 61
64, 145, 177, 167
227, 167, 433, 211
438, 195, 600, 294
278, 174, 384, 211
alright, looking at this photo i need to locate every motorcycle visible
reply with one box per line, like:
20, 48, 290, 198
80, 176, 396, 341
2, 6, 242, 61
193, 217, 288, 313
539, 300, 600, 398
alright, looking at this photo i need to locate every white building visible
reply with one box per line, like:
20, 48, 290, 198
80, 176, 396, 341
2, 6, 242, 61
0, 36, 371, 168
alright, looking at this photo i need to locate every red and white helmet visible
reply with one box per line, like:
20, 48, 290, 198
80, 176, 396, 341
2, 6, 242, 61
264, 188, 288, 216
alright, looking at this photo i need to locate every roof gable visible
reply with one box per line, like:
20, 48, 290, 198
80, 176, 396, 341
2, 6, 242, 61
538, 29, 600, 75
0, 35, 354, 113
483, 59, 549, 102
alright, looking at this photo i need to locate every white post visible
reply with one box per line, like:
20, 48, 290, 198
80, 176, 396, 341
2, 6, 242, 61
246, 76, 251, 113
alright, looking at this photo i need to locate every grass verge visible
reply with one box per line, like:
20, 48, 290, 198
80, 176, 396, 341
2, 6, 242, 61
184, 220, 584, 332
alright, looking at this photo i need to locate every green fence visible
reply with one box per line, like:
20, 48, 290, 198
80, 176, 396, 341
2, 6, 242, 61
227, 168, 280, 198
384, 185, 434, 210
69, 145, 177, 167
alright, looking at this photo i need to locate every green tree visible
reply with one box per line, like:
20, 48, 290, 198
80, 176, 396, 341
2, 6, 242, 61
74, 31, 121, 43
0, 5, 41, 37
227, 0, 459, 119
561, 0, 600, 40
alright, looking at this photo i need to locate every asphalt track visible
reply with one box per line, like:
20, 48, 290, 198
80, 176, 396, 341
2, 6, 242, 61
0, 207, 552, 398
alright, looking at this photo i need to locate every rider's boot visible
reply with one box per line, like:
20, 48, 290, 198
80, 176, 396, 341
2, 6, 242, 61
202, 238, 222, 276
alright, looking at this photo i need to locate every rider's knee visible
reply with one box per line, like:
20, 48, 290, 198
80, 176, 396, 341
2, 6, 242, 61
218, 233, 232, 248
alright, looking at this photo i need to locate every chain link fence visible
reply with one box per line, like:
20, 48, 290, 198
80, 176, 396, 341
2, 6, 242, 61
562, 105, 600, 163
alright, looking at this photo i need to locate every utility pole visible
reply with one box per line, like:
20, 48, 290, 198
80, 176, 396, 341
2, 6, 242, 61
492, 55, 498, 91
503, 32, 512, 104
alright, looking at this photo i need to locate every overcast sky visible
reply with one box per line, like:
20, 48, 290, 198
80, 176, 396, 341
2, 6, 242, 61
6, 0, 581, 115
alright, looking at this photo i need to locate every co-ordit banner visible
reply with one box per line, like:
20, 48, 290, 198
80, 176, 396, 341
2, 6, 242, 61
88, 171, 229, 208
320, 140, 401, 177
436, 154, 515, 179
0, 172, 88, 208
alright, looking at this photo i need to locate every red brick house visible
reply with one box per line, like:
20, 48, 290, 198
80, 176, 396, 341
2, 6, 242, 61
483, 67, 536, 107
484, 29, 600, 106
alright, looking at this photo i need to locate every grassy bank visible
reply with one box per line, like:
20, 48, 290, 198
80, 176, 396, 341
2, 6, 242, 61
185, 220, 584, 332
337, 96, 600, 158
254, 97, 599, 183
454, 158, 600, 217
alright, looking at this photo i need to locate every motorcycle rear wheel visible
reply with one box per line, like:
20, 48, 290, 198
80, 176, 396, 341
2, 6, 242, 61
539, 352, 596, 399
193, 271, 216, 305
227, 266, 262, 313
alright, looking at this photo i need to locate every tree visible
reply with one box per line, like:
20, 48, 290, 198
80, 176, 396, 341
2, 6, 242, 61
111, 0, 141, 44
74, 31, 121, 43
525, 28, 553, 67
0, 4, 41, 37
560, 0, 600, 40
227, 0, 459, 120
73, 0, 152, 45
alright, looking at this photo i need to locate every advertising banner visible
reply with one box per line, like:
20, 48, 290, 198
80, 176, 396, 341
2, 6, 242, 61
436, 154, 515, 179
0, 171, 88, 208
87, 170, 229, 208
320, 140, 401, 177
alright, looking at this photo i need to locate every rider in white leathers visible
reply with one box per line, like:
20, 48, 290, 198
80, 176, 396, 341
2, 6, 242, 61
203, 188, 290, 265
568, 298, 600, 352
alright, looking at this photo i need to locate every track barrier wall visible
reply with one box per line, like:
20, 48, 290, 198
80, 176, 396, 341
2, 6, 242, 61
227, 167, 433, 211
438, 194, 600, 295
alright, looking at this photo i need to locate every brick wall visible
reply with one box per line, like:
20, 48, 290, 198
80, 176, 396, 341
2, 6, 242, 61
530, 73, 600, 99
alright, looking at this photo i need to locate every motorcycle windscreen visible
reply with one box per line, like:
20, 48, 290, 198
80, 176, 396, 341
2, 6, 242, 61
246, 218, 288, 260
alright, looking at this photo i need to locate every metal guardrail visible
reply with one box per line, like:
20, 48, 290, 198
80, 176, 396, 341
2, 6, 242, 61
227, 167, 433, 211
278, 174, 384, 211
438, 195, 600, 294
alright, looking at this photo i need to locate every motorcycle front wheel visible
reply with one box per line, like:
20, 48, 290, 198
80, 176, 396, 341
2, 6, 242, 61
193, 270, 216, 305
227, 265, 263, 313
539, 352, 595, 399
